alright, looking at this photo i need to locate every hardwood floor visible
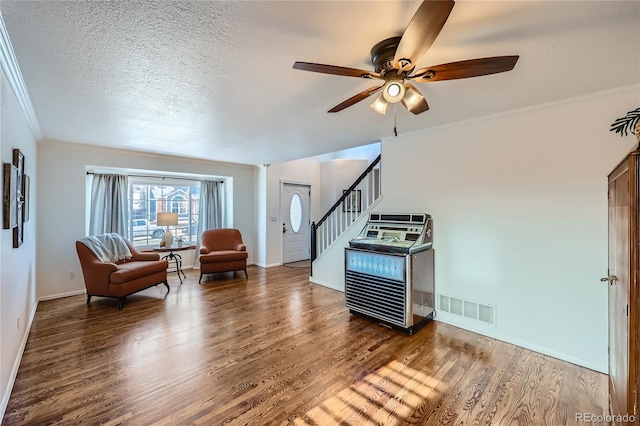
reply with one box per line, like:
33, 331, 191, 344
4, 266, 608, 425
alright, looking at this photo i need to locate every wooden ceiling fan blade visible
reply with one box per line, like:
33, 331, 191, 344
393, 0, 455, 70
293, 62, 381, 79
401, 84, 429, 114
412, 56, 519, 82
328, 86, 384, 113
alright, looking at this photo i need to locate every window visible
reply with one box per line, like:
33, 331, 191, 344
172, 195, 188, 214
87, 169, 227, 248
127, 180, 200, 248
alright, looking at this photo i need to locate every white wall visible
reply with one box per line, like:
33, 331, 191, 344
375, 87, 638, 372
36, 140, 256, 299
319, 159, 368, 212
258, 158, 320, 267
0, 75, 37, 416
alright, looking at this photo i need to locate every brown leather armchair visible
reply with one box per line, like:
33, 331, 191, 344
76, 238, 169, 310
199, 228, 248, 283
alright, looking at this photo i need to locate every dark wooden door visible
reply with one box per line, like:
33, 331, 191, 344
607, 152, 639, 425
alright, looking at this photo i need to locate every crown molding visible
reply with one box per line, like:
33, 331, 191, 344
389, 84, 640, 141
0, 12, 42, 139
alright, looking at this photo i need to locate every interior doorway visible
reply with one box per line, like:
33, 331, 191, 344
281, 183, 311, 264
606, 152, 639, 424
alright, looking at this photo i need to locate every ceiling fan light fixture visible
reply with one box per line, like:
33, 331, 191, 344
402, 85, 424, 110
382, 80, 405, 103
294, 1, 519, 117
370, 92, 389, 114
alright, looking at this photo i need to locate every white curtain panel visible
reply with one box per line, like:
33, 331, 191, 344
89, 174, 128, 237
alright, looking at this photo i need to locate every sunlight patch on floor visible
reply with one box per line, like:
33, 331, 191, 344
294, 360, 442, 425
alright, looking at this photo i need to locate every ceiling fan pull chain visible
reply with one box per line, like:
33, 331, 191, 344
394, 104, 398, 137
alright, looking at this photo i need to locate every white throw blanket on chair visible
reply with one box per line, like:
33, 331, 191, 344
78, 233, 132, 263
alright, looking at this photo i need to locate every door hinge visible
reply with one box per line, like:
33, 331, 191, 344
627, 304, 630, 317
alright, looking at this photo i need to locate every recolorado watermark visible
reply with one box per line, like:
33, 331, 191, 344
575, 412, 636, 423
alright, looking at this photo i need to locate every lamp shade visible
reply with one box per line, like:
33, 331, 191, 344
157, 212, 178, 226
402, 85, 423, 110
370, 92, 389, 115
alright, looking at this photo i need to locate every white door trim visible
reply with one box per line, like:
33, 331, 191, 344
280, 182, 311, 264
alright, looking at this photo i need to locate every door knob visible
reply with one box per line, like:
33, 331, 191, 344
600, 275, 618, 285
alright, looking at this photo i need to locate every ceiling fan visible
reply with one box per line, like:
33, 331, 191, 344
293, 0, 518, 115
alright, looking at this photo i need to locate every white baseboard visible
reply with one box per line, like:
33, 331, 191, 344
309, 277, 344, 292
434, 312, 607, 373
254, 262, 281, 268
0, 301, 38, 420
38, 289, 86, 302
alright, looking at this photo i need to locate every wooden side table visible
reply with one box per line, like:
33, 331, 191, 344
153, 245, 194, 284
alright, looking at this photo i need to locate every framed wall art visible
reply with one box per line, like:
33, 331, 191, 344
12, 149, 25, 248
13, 149, 23, 193
24, 174, 30, 222
3, 163, 18, 229
342, 189, 361, 213
13, 210, 23, 247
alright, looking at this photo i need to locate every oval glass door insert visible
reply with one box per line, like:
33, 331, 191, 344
290, 193, 302, 233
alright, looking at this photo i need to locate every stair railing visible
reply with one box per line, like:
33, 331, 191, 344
311, 155, 381, 263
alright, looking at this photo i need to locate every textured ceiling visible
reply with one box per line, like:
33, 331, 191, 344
1, 1, 639, 165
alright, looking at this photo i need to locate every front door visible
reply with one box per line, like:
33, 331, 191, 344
281, 183, 311, 264
607, 160, 631, 422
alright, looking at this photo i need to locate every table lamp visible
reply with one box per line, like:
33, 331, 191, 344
157, 212, 178, 247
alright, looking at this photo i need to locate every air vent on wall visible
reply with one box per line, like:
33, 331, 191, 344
438, 294, 496, 326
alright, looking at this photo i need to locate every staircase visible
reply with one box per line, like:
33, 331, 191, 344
311, 155, 381, 266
